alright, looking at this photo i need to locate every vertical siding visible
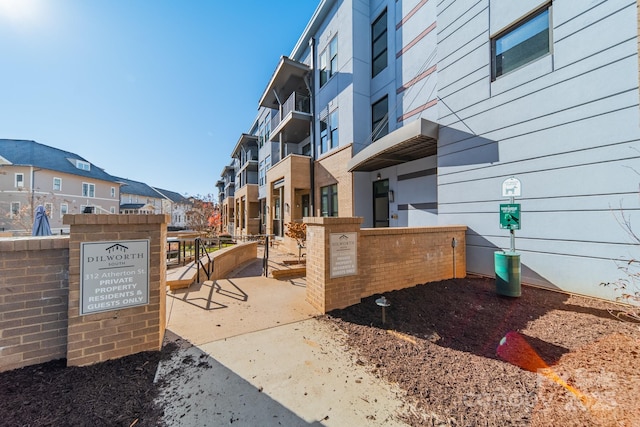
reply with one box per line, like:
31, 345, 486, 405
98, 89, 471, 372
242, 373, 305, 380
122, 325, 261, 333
436, 0, 640, 298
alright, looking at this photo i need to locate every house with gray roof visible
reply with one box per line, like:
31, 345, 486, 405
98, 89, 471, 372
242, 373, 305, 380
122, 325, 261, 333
152, 187, 192, 229
0, 139, 120, 234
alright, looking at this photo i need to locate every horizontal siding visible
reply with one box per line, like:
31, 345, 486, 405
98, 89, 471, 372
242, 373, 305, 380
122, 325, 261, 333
435, 0, 640, 298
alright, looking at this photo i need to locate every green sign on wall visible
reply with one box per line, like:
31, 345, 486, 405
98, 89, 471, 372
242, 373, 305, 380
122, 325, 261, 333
500, 204, 521, 230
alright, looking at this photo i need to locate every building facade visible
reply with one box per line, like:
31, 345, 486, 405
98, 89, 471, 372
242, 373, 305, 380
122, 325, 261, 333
0, 139, 121, 234
217, 0, 639, 300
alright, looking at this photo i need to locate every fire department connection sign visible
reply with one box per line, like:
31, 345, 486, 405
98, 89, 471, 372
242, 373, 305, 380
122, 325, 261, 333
80, 240, 150, 315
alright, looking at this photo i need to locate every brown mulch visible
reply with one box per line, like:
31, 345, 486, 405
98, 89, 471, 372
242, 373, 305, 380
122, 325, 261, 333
1, 276, 638, 426
0, 342, 178, 427
323, 277, 640, 426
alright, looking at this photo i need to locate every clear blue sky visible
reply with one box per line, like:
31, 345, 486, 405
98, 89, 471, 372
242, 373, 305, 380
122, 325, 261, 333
0, 0, 318, 198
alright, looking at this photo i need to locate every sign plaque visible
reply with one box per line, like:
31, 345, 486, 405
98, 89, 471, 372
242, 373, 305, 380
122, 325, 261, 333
80, 240, 150, 315
330, 232, 357, 278
500, 204, 521, 230
502, 177, 522, 198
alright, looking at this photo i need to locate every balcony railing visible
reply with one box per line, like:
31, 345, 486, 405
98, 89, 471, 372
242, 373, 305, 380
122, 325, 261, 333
271, 92, 310, 130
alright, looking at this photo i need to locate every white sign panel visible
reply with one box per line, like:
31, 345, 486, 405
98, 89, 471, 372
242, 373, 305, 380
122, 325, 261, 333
80, 240, 150, 315
330, 232, 357, 278
502, 177, 522, 197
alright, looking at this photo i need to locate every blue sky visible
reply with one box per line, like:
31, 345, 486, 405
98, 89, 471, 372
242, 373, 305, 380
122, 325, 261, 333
0, 0, 318, 197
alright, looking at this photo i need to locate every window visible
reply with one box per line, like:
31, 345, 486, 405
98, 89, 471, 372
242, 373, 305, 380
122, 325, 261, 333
111, 187, 116, 198
372, 9, 388, 77
320, 36, 338, 87
75, 160, 91, 171
319, 108, 339, 154
302, 143, 311, 156
15, 173, 24, 188
320, 184, 338, 217
10, 201, 20, 217
82, 182, 95, 198
60, 203, 68, 218
53, 177, 62, 191
492, 7, 550, 80
259, 160, 265, 186
110, 206, 116, 214
372, 96, 389, 141
45, 203, 53, 216
330, 109, 339, 149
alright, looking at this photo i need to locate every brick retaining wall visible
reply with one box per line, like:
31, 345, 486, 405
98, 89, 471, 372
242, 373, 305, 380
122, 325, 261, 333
305, 217, 467, 313
0, 236, 70, 372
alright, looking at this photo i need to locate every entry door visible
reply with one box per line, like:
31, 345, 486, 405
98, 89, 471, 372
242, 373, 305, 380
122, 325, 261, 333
301, 194, 310, 218
373, 179, 389, 228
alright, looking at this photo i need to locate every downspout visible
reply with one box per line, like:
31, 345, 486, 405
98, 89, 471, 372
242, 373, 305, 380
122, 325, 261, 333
307, 37, 317, 217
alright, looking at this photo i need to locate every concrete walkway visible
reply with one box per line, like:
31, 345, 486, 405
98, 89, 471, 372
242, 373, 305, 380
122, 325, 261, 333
155, 248, 415, 426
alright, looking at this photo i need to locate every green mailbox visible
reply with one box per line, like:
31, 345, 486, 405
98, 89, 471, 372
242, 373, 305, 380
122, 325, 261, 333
499, 204, 520, 230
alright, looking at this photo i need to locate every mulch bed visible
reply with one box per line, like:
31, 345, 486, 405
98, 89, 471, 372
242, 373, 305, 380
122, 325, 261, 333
1, 276, 638, 426
0, 342, 177, 427
322, 277, 640, 426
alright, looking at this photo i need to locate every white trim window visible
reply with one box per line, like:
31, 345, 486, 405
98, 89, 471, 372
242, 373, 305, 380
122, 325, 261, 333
53, 177, 62, 191
82, 182, 95, 198
60, 203, 68, 218
320, 36, 338, 87
491, 6, 550, 80
45, 203, 53, 216
15, 173, 24, 188
75, 160, 91, 171
111, 187, 116, 198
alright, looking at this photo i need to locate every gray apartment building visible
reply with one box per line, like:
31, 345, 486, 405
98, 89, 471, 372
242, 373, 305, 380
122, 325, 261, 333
219, 0, 640, 301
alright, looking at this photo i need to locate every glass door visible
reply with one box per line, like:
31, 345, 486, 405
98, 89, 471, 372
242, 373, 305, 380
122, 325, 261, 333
373, 179, 389, 228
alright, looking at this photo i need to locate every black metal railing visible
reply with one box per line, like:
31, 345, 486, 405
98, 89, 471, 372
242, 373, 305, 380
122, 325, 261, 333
195, 237, 213, 283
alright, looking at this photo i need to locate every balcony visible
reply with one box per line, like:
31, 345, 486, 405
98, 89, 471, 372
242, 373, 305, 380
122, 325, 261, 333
270, 92, 311, 143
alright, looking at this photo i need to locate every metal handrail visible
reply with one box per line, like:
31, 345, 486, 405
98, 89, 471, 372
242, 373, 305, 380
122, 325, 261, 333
195, 237, 213, 283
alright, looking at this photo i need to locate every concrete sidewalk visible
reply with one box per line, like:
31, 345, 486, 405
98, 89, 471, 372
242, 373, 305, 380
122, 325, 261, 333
155, 250, 415, 426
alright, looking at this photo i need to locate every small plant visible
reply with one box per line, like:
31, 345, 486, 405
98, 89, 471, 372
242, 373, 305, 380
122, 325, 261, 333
285, 221, 307, 261
601, 178, 640, 321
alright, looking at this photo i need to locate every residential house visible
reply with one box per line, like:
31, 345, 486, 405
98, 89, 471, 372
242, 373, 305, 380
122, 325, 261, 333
153, 187, 191, 230
117, 177, 165, 215
0, 139, 120, 234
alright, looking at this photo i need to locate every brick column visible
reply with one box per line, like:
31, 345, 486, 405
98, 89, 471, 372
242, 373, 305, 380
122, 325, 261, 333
63, 214, 168, 367
304, 217, 363, 313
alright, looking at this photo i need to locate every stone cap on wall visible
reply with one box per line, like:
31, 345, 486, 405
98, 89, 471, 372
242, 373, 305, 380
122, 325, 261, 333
303, 217, 364, 226
360, 225, 467, 235
0, 235, 69, 252
63, 214, 169, 225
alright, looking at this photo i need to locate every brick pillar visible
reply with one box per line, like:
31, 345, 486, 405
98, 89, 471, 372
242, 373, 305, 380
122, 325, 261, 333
63, 214, 168, 367
304, 217, 363, 313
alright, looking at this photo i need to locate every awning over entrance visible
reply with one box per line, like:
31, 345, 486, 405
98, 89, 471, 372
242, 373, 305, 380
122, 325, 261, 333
258, 56, 310, 109
348, 118, 439, 172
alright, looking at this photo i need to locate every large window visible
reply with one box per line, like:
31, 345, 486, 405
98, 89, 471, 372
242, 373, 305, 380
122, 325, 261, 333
372, 9, 388, 77
320, 36, 338, 87
319, 108, 339, 154
320, 184, 338, 217
82, 182, 95, 198
372, 96, 389, 141
492, 7, 550, 80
